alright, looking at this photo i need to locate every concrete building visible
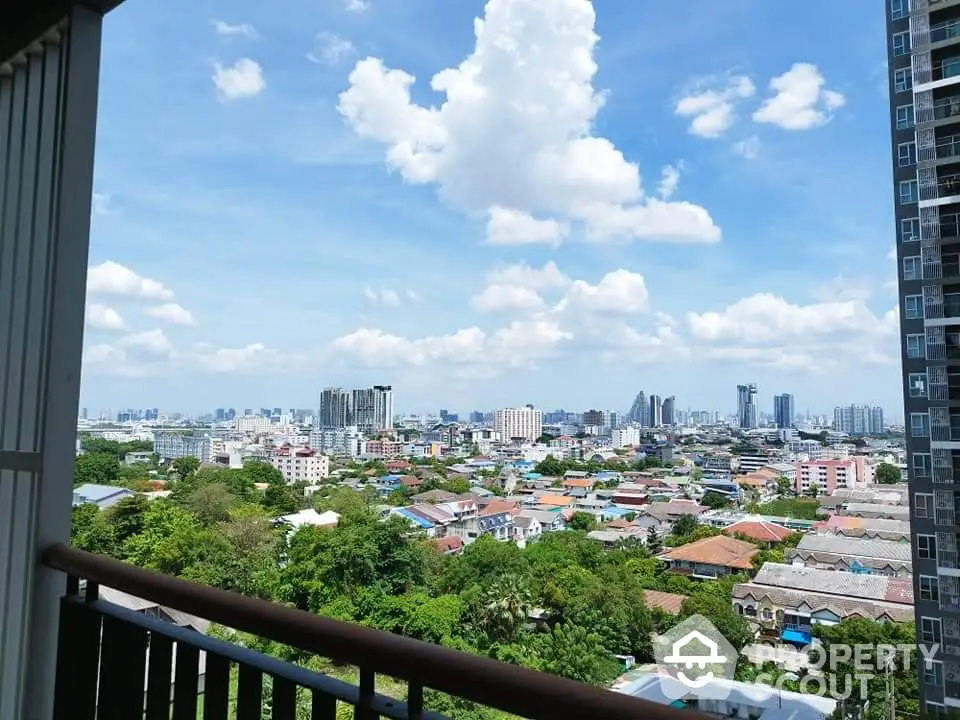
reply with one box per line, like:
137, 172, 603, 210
662, 396, 676, 426
318, 387, 351, 428
154, 433, 210, 462
832, 404, 885, 435
494, 405, 542, 443
736, 384, 758, 429
648, 395, 662, 427
795, 459, 857, 495
773, 393, 794, 429
270, 448, 329, 484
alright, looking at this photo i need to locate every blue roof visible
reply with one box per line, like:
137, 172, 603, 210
393, 507, 434, 529
604, 507, 635, 518
381, 474, 403, 482
73, 484, 128, 502
523, 472, 542, 479
593, 471, 617, 479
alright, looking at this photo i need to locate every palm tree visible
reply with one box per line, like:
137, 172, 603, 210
477, 575, 532, 643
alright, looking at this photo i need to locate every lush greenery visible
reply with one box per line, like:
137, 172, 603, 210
533, 454, 662, 477
749, 497, 821, 521
874, 462, 902, 485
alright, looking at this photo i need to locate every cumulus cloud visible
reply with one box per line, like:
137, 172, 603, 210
752, 63, 845, 130
657, 164, 682, 200
337, 0, 720, 245
486, 261, 571, 289
87, 262, 174, 300
85, 304, 124, 331
470, 285, 546, 313
556, 269, 650, 314
213, 58, 266, 101
145, 303, 197, 326
119, 329, 173, 356
674, 75, 755, 138
344, 0, 369, 12
308, 33, 355, 65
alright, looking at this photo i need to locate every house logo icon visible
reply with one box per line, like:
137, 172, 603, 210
651, 614, 738, 700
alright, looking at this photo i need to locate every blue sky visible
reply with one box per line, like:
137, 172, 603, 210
80, 0, 902, 419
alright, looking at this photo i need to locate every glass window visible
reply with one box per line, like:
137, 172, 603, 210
891, 0, 908, 20
906, 294, 924, 318
907, 333, 926, 358
920, 575, 940, 602
926, 702, 946, 717
895, 68, 913, 93
902, 217, 920, 242
900, 179, 919, 204
910, 373, 928, 398
916, 492, 934, 517
921, 617, 942, 645
904, 256, 921, 280
897, 104, 915, 130
894, 31, 911, 56
911, 412, 930, 437
923, 660, 943, 689
918, 534, 937, 560
899, 141, 917, 167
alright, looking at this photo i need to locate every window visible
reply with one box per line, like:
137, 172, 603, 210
897, 104, 915, 129
914, 452, 932, 477
921, 617, 942, 645
905, 294, 924, 318
894, 31, 911, 56
899, 141, 917, 167
920, 575, 940, 602
918, 534, 937, 560
909, 373, 928, 398
907, 333, 926, 358
895, 67, 913, 93
902, 217, 920, 242
916, 492, 934, 518
923, 660, 943, 689
911, 412, 930, 437
891, 0, 908, 20
903, 256, 921, 280
900, 179, 919, 204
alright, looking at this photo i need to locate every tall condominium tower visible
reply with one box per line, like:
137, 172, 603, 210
773, 393, 794, 429
648, 394, 663, 427
662, 396, 676, 426
886, 0, 960, 709
350, 385, 394, 433
318, 387, 351, 428
736, 384, 758, 429
494, 405, 543, 443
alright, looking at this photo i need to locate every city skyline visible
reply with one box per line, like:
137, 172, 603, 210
78, 0, 898, 415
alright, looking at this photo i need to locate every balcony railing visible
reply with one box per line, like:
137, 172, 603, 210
43, 544, 677, 720
932, 19, 960, 44
934, 57, 960, 82
934, 96, 960, 121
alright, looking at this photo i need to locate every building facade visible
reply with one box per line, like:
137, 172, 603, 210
154, 433, 210, 462
832, 404, 885, 435
737, 384, 758, 429
494, 405, 543, 443
649, 395, 663, 427
662, 396, 676, 426
887, 0, 960, 710
319, 387, 351, 428
773, 393, 795, 429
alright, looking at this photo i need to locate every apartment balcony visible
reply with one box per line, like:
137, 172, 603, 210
933, 19, 960, 45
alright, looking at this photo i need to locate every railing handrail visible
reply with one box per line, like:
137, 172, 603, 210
42, 543, 692, 720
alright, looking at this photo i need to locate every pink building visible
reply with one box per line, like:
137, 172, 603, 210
795, 459, 857, 495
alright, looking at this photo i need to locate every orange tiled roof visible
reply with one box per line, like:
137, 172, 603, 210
563, 478, 593, 488
642, 590, 688, 614
538, 495, 573, 507
660, 535, 757, 569
722, 519, 793, 543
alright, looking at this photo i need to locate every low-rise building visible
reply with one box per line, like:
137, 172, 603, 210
787, 535, 912, 577
72, 483, 134, 510
795, 459, 856, 495
659, 535, 758, 579
818, 516, 911, 542
270, 448, 329, 484
836, 502, 909, 521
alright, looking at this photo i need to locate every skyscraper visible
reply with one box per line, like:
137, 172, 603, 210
494, 405, 543, 443
350, 385, 394, 433
832, 404, 884, 435
319, 387, 351, 428
662, 396, 676, 426
736, 384, 758, 429
648, 395, 663, 427
887, 0, 960, 708
773, 393, 794, 429
627, 391, 648, 425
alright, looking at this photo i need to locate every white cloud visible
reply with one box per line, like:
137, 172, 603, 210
470, 285, 545, 313
308, 33, 355, 65
338, 0, 720, 245
657, 164, 682, 200
364, 287, 402, 307
84, 344, 127, 365
485, 207, 568, 247
752, 63, 845, 131
212, 20, 258, 39
213, 58, 266, 101
732, 136, 760, 159
87, 261, 174, 300
119, 329, 173, 356
674, 75, 755, 138
91, 192, 116, 216
406, 289, 421, 301
486, 260, 570, 289
196, 343, 297, 373
146, 303, 197, 326
344, 0, 369, 12
85, 304, 125, 331
557, 268, 650, 314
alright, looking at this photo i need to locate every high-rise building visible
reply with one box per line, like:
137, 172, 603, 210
350, 385, 394, 433
627, 391, 649, 426
773, 393, 794, 429
649, 395, 663, 427
494, 405, 542, 443
319, 387, 352, 428
582, 409, 604, 426
662, 396, 676, 426
736, 384, 758, 429
832, 404, 884, 435
886, 1, 960, 709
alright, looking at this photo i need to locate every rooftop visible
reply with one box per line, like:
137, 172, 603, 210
659, 536, 758, 569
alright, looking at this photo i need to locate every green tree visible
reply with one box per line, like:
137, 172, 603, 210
534, 623, 620, 686
671, 514, 698, 537
874, 462, 902, 485
775, 476, 793, 496
568, 512, 596, 532
171, 456, 200, 478
534, 455, 565, 476
701, 491, 731, 509
185, 483, 236, 525
262, 483, 302, 515
243, 460, 286, 486
73, 452, 120, 486
472, 575, 532, 644
71, 504, 117, 555
646, 527, 662, 554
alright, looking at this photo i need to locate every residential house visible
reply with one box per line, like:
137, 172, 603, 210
448, 511, 513, 545
518, 509, 565, 533
659, 536, 758, 579
722, 518, 793, 547
818, 516, 911, 542
836, 503, 909, 521
787, 535, 912, 577
72, 483, 134, 509
275, 509, 340, 534
512, 515, 542, 546
640, 499, 707, 526
641, 590, 687, 615
432, 536, 464, 556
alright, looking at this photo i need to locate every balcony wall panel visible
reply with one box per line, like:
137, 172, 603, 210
0, 7, 102, 720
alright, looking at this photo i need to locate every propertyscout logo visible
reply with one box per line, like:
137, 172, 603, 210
651, 615, 938, 702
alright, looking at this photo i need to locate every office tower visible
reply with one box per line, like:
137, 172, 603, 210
350, 385, 394, 433
649, 395, 663, 427
494, 405, 543, 443
627, 391, 648, 425
319, 387, 352, 428
662, 396, 676, 426
887, 0, 960, 709
372, 385, 394, 431
582, 409, 604, 426
773, 393, 794, 429
832, 404, 885, 435
469, 411, 485, 424
736, 384, 758, 429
